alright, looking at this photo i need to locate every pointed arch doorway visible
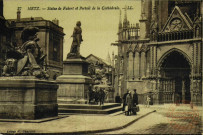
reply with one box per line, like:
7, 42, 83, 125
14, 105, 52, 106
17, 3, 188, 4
159, 50, 191, 104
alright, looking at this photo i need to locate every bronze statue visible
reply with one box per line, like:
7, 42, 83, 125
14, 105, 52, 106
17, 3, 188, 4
67, 21, 83, 59
2, 26, 48, 79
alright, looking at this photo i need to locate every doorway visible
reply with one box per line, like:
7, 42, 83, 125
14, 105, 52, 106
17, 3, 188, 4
160, 50, 191, 103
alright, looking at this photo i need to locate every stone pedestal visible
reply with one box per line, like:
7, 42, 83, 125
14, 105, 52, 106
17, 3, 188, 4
0, 76, 58, 120
56, 58, 92, 104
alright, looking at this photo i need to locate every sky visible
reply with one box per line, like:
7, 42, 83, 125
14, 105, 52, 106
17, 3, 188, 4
3, 0, 141, 60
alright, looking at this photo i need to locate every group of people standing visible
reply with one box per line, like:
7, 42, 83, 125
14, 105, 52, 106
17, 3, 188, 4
122, 89, 138, 116
88, 86, 106, 106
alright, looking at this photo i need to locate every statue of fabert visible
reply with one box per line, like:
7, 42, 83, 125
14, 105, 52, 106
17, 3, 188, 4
67, 21, 83, 59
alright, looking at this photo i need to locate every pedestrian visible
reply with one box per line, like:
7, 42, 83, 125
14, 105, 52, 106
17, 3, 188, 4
88, 85, 93, 104
122, 90, 129, 111
176, 93, 180, 106
146, 95, 151, 108
115, 93, 121, 103
126, 91, 133, 116
132, 89, 138, 115
99, 88, 105, 106
94, 87, 99, 104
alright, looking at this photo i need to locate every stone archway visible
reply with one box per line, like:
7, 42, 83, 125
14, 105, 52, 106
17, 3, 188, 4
158, 50, 191, 104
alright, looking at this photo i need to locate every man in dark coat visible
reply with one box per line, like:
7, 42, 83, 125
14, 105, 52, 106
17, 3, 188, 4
99, 88, 105, 106
132, 89, 138, 115
115, 93, 121, 103
122, 90, 129, 111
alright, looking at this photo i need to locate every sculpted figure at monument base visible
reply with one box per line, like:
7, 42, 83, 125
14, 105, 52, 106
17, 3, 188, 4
2, 26, 49, 79
0, 27, 58, 120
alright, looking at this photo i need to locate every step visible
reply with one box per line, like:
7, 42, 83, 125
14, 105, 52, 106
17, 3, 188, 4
58, 99, 88, 104
109, 110, 124, 116
58, 103, 121, 110
58, 106, 122, 114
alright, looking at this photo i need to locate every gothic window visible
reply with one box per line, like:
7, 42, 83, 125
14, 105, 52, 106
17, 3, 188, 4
169, 18, 182, 32
53, 43, 57, 60
53, 39, 60, 61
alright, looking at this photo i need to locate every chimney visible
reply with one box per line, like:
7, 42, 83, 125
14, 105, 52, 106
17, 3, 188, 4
52, 18, 59, 25
17, 8, 21, 21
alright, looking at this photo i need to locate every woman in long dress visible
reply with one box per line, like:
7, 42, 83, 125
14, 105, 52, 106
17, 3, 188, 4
125, 91, 133, 116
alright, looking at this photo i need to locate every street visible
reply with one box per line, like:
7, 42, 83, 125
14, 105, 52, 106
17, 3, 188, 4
101, 105, 202, 134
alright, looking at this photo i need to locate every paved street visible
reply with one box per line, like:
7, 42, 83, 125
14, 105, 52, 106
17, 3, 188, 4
0, 104, 201, 134
0, 107, 154, 134
101, 104, 202, 134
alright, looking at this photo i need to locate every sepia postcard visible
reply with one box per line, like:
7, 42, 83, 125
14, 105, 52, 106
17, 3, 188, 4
0, 0, 202, 134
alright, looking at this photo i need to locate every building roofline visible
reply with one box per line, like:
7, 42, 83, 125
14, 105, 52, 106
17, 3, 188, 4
86, 54, 112, 66
8, 17, 64, 29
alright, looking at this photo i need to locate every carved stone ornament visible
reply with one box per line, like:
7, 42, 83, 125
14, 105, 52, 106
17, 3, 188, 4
2, 26, 49, 79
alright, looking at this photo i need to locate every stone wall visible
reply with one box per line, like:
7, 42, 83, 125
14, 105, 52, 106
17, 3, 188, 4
0, 77, 58, 119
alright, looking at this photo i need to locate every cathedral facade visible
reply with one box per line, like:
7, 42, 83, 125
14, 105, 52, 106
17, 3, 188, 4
113, 0, 202, 105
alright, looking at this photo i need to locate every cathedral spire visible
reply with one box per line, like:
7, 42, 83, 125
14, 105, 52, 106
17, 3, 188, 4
17, 8, 21, 21
124, 6, 127, 23
140, 0, 146, 20
118, 10, 122, 30
112, 51, 114, 68
152, 0, 157, 22
123, 6, 128, 27
123, 6, 129, 28
106, 51, 111, 65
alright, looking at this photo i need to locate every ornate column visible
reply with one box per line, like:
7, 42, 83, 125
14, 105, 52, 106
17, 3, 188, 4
146, 61, 150, 77
191, 77, 202, 105
153, 46, 157, 77
159, 80, 163, 103
128, 52, 134, 80
150, 46, 153, 76
134, 51, 139, 79
182, 79, 185, 103
169, 80, 172, 103
197, 42, 201, 76
191, 41, 202, 106
140, 51, 146, 78
165, 81, 168, 103
193, 43, 197, 75
172, 80, 175, 103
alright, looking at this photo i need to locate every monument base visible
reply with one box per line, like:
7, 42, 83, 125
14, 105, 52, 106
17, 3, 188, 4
57, 75, 92, 104
56, 58, 92, 104
0, 76, 58, 120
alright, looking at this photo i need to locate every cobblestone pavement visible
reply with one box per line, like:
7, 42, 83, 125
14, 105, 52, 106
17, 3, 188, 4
0, 107, 154, 134
101, 106, 202, 134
